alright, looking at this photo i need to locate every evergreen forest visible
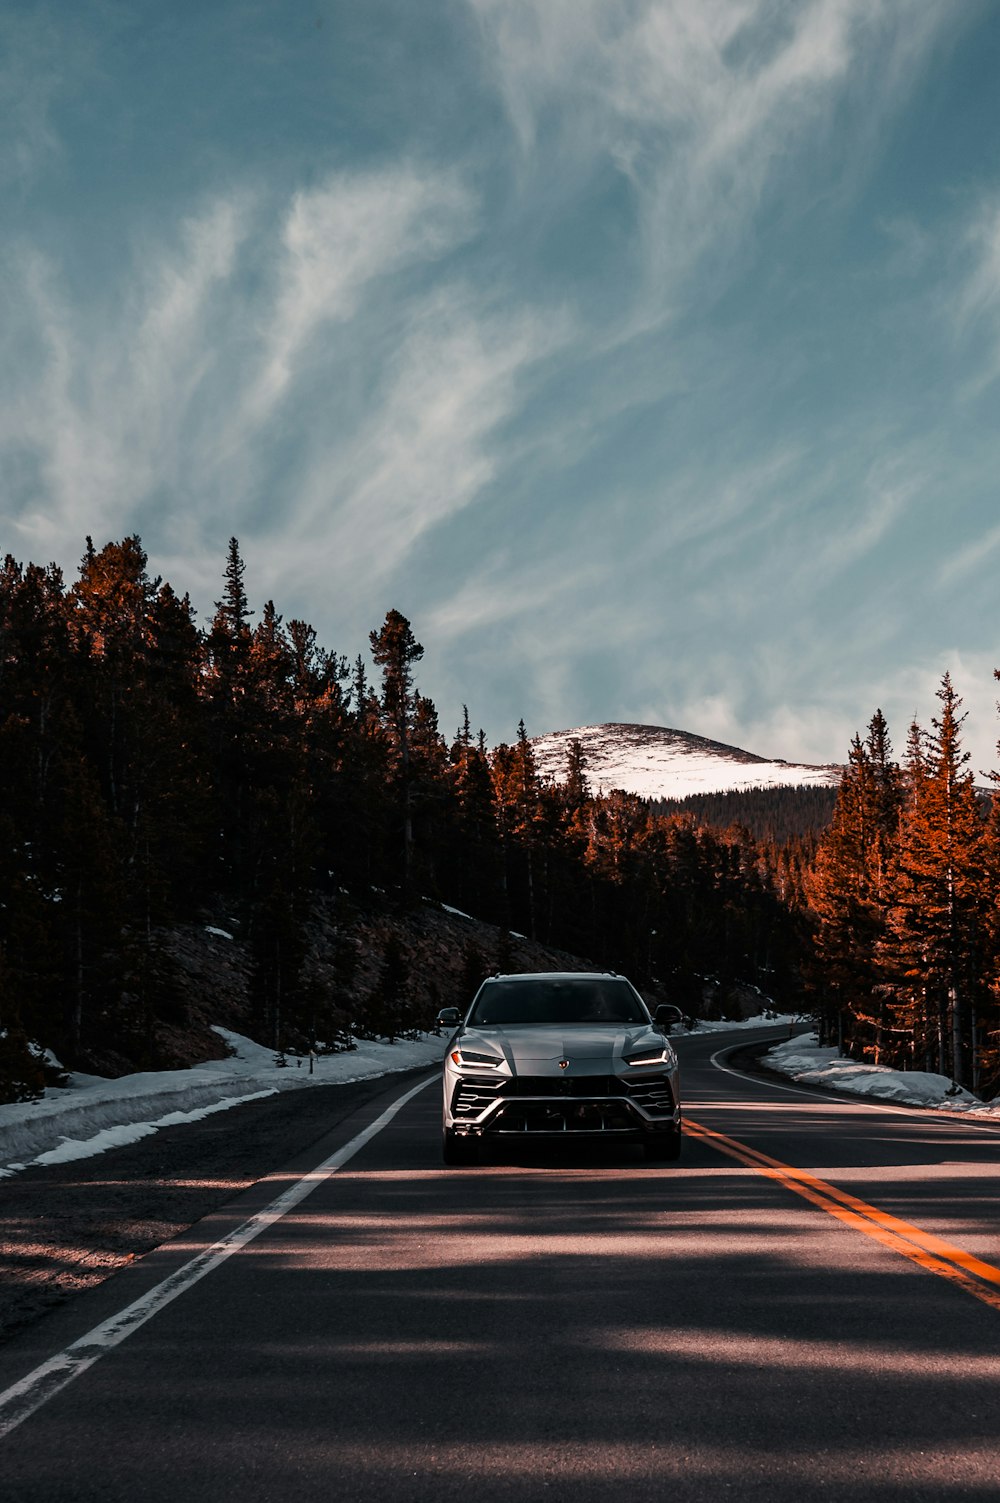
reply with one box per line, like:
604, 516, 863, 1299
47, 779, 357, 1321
1, 536, 998, 1102
808, 694, 1000, 1094
650, 785, 838, 846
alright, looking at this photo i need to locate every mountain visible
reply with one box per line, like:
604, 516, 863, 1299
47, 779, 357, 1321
530, 722, 840, 801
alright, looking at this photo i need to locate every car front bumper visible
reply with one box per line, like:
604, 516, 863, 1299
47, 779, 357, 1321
443, 1068, 681, 1139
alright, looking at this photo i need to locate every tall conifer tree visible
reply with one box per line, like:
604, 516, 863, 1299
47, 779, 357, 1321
886, 676, 984, 1080
370, 610, 424, 895
807, 711, 902, 1056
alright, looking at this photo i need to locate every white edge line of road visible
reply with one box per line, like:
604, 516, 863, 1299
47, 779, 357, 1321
0, 1072, 435, 1444
709, 1042, 1000, 1139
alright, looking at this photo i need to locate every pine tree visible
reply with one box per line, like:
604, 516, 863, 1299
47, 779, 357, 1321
885, 677, 984, 1081
978, 792, 1000, 1095
214, 536, 252, 642
448, 713, 501, 918
978, 679, 1000, 1095
0, 556, 70, 809
563, 737, 590, 811
68, 535, 161, 820
203, 540, 259, 892
489, 722, 545, 937
369, 610, 424, 895
130, 582, 207, 917
807, 712, 901, 1057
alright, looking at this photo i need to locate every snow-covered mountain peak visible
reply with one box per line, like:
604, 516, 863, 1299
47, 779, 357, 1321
530, 722, 840, 801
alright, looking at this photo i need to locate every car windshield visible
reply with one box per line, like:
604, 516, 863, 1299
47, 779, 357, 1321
468, 978, 648, 1026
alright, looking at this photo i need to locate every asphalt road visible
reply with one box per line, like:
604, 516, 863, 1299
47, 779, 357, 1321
1, 1025, 999, 1502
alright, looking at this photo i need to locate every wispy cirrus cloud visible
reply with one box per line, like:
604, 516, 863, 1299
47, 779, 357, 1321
262, 287, 568, 612
939, 520, 1000, 586
1, 195, 251, 550
242, 169, 475, 428
469, 0, 956, 309
0, 160, 561, 634
958, 199, 1000, 324
951, 195, 1000, 395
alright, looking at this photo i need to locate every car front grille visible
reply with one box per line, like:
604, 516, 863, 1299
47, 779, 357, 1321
488, 1099, 637, 1135
451, 1068, 676, 1132
504, 1074, 624, 1098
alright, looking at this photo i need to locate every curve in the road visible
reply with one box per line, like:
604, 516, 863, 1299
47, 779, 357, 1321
710, 1039, 1000, 1139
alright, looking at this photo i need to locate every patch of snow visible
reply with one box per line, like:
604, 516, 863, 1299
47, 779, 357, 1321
437, 902, 473, 921
28, 1091, 279, 1167
204, 925, 234, 940
686, 1014, 799, 1034
0, 1027, 447, 1180
762, 1033, 999, 1113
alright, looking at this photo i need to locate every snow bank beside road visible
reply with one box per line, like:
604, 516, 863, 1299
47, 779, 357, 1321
687, 1013, 798, 1034
0, 1028, 447, 1179
762, 1034, 1000, 1114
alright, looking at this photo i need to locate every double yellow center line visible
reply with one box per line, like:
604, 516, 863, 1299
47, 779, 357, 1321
685, 1116, 1000, 1313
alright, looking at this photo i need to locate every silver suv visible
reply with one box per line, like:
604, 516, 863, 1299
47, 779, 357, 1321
437, 972, 682, 1165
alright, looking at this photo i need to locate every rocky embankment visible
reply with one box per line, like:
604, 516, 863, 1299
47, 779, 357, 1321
139, 893, 602, 1075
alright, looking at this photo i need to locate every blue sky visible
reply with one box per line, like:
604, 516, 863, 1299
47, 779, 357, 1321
5, 0, 1000, 772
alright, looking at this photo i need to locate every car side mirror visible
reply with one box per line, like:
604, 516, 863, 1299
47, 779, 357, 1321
654, 1004, 684, 1033
437, 1007, 462, 1028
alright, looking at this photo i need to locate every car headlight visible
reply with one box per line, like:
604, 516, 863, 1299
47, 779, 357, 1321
450, 1049, 503, 1067
624, 1048, 673, 1067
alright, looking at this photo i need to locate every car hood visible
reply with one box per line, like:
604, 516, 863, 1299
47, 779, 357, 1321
460, 1023, 668, 1072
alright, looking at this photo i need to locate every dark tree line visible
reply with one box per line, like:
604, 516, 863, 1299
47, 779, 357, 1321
0, 536, 806, 1097
650, 784, 838, 846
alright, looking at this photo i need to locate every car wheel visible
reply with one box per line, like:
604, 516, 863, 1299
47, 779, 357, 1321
442, 1129, 480, 1166
644, 1130, 682, 1162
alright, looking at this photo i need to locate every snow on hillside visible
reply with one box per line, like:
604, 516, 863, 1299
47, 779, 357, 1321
532, 723, 839, 801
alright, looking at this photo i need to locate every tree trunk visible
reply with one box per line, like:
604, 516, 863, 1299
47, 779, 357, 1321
950, 983, 963, 1085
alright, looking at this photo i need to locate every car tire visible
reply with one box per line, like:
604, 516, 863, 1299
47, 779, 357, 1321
442, 1129, 480, 1166
643, 1130, 682, 1162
